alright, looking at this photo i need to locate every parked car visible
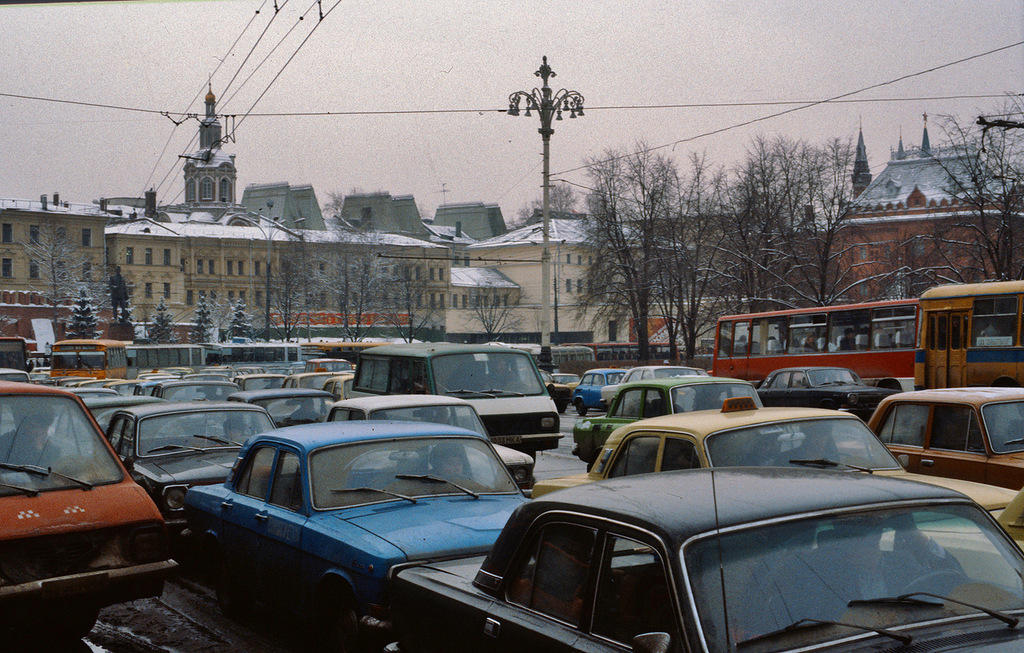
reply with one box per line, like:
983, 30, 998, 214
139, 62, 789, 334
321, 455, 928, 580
549, 372, 580, 389
283, 371, 336, 390
322, 373, 355, 401
0, 368, 31, 383
387, 468, 1024, 653
870, 387, 1024, 490
0, 382, 176, 641
540, 370, 573, 413
599, 365, 708, 407
533, 402, 1019, 520
150, 379, 240, 402
104, 402, 275, 533
304, 358, 354, 373
757, 365, 897, 419
106, 379, 149, 396
327, 394, 535, 492
572, 376, 761, 464
182, 372, 232, 382
571, 368, 626, 415
65, 386, 120, 397
233, 373, 286, 391
185, 422, 527, 648
228, 388, 334, 427
81, 394, 165, 432
230, 366, 266, 377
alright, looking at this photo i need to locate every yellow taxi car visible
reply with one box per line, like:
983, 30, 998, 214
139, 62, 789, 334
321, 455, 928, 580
533, 398, 1018, 518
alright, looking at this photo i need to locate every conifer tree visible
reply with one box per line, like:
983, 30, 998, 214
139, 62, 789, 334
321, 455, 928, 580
227, 300, 253, 341
67, 287, 100, 339
190, 294, 214, 343
149, 298, 177, 343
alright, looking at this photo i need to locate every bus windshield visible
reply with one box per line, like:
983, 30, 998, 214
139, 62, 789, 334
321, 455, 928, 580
432, 352, 544, 397
53, 351, 105, 370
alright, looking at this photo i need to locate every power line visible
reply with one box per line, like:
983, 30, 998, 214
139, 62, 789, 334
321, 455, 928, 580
217, 0, 290, 114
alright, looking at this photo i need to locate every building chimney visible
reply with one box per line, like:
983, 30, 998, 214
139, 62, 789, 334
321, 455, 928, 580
99, 198, 108, 213
455, 221, 462, 238
53, 192, 60, 206
40, 194, 47, 210
145, 188, 157, 219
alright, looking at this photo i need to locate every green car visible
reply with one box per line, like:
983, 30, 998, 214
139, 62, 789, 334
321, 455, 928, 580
572, 376, 762, 464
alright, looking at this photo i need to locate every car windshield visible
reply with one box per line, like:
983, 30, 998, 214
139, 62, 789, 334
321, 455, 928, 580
310, 436, 517, 509
684, 504, 1024, 652
653, 367, 703, 378
432, 352, 544, 396
137, 409, 273, 456
297, 374, 332, 389
257, 396, 331, 426
0, 395, 123, 494
552, 374, 579, 384
982, 401, 1024, 453
244, 376, 283, 391
161, 383, 237, 402
706, 418, 900, 470
670, 383, 762, 412
807, 368, 860, 386
369, 405, 487, 436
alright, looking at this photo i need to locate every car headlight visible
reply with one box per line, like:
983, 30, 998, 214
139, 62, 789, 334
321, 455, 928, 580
162, 485, 188, 511
541, 416, 556, 429
512, 467, 528, 482
846, 393, 859, 405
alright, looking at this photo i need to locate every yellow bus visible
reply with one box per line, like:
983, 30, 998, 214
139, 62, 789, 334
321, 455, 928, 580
50, 339, 128, 380
917, 280, 1024, 388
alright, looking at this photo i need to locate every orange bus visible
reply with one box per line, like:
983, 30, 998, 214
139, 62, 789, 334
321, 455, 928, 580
713, 299, 918, 390
50, 339, 128, 380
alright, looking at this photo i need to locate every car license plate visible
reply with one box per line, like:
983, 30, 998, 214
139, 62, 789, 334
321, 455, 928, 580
492, 435, 522, 445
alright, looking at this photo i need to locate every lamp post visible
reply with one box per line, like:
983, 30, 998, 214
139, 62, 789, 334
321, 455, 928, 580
508, 56, 584, 371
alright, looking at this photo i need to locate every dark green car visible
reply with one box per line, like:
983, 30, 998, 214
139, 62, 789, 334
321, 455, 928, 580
572, 376, 761, 464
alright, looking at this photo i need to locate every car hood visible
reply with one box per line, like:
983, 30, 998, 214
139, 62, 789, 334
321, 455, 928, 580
137, 449, 239, 485
531, 472, 593, 498
338, 494, 522, 560
879, 470, 1016, 510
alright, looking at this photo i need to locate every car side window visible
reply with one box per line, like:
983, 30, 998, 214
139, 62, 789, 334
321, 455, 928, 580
235, 446, 276, 500
269, 451, 303, 511
107, 416, 125, 452
767, 372, 788, 389
593, 534, 678, 646
661, 438, 700, 471
790, 372, 808, 388
877, 404, 930, 447
930, 405, 984, 453
581, 374, 593, 386
608, 436, 660, 478
643, 390, 667, 418
507, 522, 597, 627
613, 390, 643, 418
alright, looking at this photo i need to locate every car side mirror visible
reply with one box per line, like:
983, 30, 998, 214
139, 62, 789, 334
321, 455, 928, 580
632, 632, 671, 653
897, 453, 910, 467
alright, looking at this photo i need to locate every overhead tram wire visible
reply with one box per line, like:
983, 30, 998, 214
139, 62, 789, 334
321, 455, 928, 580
216, 0, 291, 113
553, 39, 1024, 176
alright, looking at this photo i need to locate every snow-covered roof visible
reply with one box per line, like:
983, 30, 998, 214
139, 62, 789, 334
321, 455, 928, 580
450, 267, 519, 289
0, 198, 115, 217
469, 218, 587, 249
186, 149, 235, 169
847, 210, 974, 226
850, 146, 975, 212
104, 221, 444, 248
422, 223, 477, 245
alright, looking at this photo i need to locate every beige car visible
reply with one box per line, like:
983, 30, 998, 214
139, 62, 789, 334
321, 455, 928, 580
321, 373, 354, 401
282, 371, 336, 390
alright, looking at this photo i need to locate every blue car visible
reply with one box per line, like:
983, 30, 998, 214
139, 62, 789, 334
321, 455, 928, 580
571, 368, 626, 415
184, 421, 526, 649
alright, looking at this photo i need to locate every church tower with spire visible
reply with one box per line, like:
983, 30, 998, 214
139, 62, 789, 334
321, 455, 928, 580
852, 127, 872, 197
183, 85, 237, 205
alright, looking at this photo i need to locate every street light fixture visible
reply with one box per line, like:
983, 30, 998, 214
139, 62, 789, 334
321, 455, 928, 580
508, 56, 584, 371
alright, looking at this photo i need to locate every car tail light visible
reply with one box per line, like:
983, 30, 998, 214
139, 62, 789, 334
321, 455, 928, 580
128, 525, 168, 563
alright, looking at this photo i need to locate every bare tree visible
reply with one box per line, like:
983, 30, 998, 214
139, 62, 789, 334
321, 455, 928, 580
313, 236, 389, 341
470, 290, 522, 341
381, 262, 443, 342
271, 244, 312, 341
513, 182, 579, 227
23, 223, 88, 323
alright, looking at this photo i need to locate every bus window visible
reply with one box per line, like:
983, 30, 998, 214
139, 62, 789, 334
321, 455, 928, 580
717, 322, 733, 359
827, 309, 869, 352
732, 322, 749, 357
872, 305, 916, 349
788, 313, 826, 353
972, 296, 1018, 347
932, 314, 948, 351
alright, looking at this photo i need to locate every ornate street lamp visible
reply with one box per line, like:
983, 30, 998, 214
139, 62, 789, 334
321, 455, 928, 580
507, 56, 584, 370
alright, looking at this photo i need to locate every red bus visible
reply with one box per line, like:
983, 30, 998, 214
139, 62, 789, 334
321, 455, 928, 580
712, 299, 919, 390
0, 336, 28, 371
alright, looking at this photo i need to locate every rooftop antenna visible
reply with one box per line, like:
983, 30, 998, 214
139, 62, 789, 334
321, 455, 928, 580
439, 182, 449, 206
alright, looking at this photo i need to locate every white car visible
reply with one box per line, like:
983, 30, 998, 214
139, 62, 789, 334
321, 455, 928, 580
326, 394, 536, 493
599, 365, 708, 406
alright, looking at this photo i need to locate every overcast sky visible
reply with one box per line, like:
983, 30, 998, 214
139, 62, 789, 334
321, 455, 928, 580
1, 0, 1022, 225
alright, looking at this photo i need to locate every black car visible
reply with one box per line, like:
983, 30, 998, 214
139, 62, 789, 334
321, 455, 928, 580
227, 388, 334, 427
103, 401, 274, 532
757, 366, 897, 418
387, 468, 1024, 652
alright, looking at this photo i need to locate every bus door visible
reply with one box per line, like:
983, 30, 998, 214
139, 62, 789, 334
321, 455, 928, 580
945, 311, 969, 387
925, 312, 949, 388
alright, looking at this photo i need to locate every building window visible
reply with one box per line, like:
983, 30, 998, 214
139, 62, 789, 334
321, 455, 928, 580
125, 247, 134, 264
415, 266, 421, 280
438, 268, 444, 281
219, 178, 231, 202
28, 261, 38, 279
239, 290, 245, 302
577, 254, 582, 265
163, 249, 171, 266
180, 257, 186, 272
82, 228, 91, 247
187, 290, 194, 305
576, 279, 583, 293
462, 295, 468, 308
208, 260, 215, 274
1, 223, 11, 243
186, 179, 196, 202
228, 290, 234, 301
144, 282, 152, 298
463, 256, 469, 266
196, 258, 203, 274
452, 294, 457, 308
566, 253, 571, 264
145, 248, 153, 265
1, 258, 11, 278
200, 177, 214, 201
254, 261, 261, 276
29, 225, 39, 243
255, 291, 263, 306
429, 267, 435, 281
429, 293, 436, 308
163, 283, 170, 299
566, 279, 572, 293
238, 261, 244, 275
227, 261, 234, 275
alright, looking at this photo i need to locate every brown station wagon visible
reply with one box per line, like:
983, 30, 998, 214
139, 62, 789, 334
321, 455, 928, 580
869, 387, 1024, 490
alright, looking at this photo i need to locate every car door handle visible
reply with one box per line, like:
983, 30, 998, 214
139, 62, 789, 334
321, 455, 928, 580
921, 459, 934, 467
483, 617, 501, 638
221, 501, 232, 509
254, 513, 269, 522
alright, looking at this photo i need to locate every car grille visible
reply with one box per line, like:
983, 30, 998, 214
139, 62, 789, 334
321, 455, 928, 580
480, 413, 557, 437
0, 529, 111, 585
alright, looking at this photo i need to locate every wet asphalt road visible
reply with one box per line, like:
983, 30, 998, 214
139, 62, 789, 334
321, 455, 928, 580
71, 413, 593, 653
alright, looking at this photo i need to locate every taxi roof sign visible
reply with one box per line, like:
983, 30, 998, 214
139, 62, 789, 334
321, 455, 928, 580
721, 396, 758, 413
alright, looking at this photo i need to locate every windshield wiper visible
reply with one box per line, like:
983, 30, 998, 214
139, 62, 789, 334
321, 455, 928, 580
736, 617, 912, 648
788, 458, 874, 473
1002, 438, 1024, 446
330, 487, 417, 503
395, 473, 479, 499
191, 433, 235, 446
849, 592, 1019, 628
445, 388, 496, 398
0, 462, 92, 490
0, 481, 39, 496
146, 444, 205, 454
483, 388, 525, 397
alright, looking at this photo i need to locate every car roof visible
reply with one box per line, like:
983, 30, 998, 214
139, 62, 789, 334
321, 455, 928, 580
480, 468, 965, 581
330, 394, 473, 411
359, 343, 533, 358
158, 380, 238, 387
609, 406, 858, 439
286, 371, 335, 378
0, 380, 83, 397
0, 367, 28, 374
234, 373, 287, 380
247, 420, 487, 453
768, 366, 852, 373
878, 387, 1024, 406
81, 395, 166, 409
110, 401, 270, 418
582, 368, 628, 376
229, 388, 334, 401
616, 376, 748, 391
